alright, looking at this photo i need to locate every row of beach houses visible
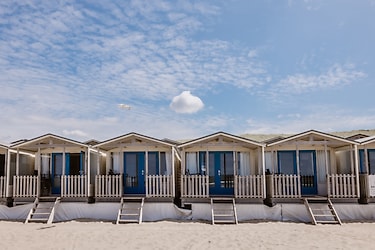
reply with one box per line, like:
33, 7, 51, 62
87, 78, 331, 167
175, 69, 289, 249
1, 129, 375, 224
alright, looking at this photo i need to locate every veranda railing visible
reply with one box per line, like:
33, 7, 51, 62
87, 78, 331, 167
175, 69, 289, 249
181, 175, 209, 198
13, 175, 38, 198
328, 174, 358, 198
273, 174, 301, 198
61, 175, 87, 198
95, 174, 123, 198
235, 175, 263, 198
146, 175, 173, 198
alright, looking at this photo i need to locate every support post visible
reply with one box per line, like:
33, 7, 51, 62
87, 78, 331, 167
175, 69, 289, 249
358, 173, 369, 204
354, 144, 360, 198
263, 171, 275, 207
87, 148, 95, 203
6, 149, 13, 207
37, 148, 41, 198
262, 146, 266, 199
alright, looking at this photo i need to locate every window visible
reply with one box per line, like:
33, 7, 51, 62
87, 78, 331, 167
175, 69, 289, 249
0, 154, 5, 176
360, 149, 375, 174
237, 152, 250, 176
148, 152, 168, 175
278, 151, 296, 175
186, 152, 206, 175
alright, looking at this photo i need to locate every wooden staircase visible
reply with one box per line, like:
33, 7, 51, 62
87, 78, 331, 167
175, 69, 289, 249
211, 198, 238, 225
304, 197, 342, 225
116, 197, 144, 224
25, 197, 61, 224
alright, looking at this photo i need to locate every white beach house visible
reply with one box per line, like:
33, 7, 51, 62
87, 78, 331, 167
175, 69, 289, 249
264, 130, 359, 202
10, 134, 91, 201
93, 132, 178, 200
178, 132, 265, 224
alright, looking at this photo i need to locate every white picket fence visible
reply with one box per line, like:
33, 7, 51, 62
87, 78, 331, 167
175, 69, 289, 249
61, 175, 87, 198
95, 175, 123, 198
328, 174, 358, 198
181, 175, 209, 198
235, 175, 263, 198
273, 174, 301, 198
146, 175, 173, 198
0, 176, 6, 198
13, 175, 38, 198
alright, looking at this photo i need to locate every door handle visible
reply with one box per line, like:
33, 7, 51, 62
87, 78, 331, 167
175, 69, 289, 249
218, 170, 221, 176
142, 170, 144, 176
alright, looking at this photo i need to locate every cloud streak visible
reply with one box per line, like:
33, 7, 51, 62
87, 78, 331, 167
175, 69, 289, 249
276, 64, 366, 94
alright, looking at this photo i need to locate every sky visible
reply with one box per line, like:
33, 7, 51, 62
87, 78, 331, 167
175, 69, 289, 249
1, 0, 375, 143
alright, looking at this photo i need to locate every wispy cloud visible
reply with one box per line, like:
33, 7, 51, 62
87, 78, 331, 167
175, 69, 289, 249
245, 108, 375, 135
272, 64, 366, 95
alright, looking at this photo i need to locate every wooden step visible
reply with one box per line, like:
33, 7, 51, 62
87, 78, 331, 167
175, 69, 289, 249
116, 197, 144, 224
25, 197, 61, 224
304, 198, 341, 225
211, 198, 238, 225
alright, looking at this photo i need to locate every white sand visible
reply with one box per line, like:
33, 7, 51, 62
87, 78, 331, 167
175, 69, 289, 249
0, 220, 374, 249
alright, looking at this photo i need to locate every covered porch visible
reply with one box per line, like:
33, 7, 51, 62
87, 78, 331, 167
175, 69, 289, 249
93, 133, 177, 200
264, 130, 359, 202
178, 132, 265, 205
10, 134, 90, 201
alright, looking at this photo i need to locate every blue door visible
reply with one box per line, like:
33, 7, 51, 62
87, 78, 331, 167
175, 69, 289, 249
278, 150, 317, 195
209, 152, 234, 195
124, 152, 145, 194
51, 153, 70, 195
299, 151, 317, 195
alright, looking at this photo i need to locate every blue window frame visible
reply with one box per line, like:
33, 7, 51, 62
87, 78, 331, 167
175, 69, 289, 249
359, 149, 375, 174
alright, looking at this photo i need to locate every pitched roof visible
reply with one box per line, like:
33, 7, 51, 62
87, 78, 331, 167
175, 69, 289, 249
267, 130, 358, 147
94, 132, 175, 151
11, 133, 89, 151
178, 131, 264, 148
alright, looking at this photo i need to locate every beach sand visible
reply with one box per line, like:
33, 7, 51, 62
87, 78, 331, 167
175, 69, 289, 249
0, 220, 374, 249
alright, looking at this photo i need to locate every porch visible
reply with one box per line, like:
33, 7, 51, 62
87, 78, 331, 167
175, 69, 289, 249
265, 174, 358, 200
94, 174, 174, 198
180, 174, 264, 199
12, 175, 87, 199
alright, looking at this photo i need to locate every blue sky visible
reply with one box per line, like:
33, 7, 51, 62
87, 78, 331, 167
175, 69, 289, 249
1, 0, 374, 143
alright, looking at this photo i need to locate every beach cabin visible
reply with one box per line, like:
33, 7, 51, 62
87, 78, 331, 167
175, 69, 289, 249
178, 132, 265, 224
10, 134, 90, 200
93, 133, 178, 223
356, 136, 375, 202
264, 130, 359, 203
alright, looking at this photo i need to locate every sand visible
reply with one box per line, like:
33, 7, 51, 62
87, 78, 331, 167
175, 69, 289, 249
0, 220, 374, 249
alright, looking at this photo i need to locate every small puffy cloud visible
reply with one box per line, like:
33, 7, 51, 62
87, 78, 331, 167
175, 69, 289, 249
170, 91, 204, 114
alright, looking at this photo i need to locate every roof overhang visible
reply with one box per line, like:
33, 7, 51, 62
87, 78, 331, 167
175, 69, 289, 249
356, 135, 375, 145
94, 132, 175, 151
267, 130, 359, 148
11, 134, 89, 152
178, 131, 264, 149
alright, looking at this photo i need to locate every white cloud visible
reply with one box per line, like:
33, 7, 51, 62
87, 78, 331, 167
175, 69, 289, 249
62, 130, 89, 138
275, 64, 366, 94
245, 109, 375, 135
170, 91, 204, 114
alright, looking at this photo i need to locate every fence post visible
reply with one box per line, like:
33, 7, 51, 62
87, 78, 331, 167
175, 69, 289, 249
358, 173, 369, 204
264, 172, 275, 207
